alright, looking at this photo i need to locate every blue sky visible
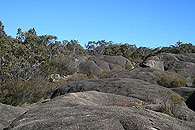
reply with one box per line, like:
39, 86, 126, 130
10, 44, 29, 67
1, 0, 195, 48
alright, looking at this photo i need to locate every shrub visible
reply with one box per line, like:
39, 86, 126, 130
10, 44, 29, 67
161, 94, 184, 118
161, 102, 175, 117
170, 93, 184, 105
157, 75, 187, 88
167, 69, 184, 76
0, 76, 58, 106
172, 78, 188, 87
87, 67, 96, 79
124, 63, 133, 70
176, 70, 184, 76
167, 68, 176, 73
157, 75, 173, 87
49, 54, 76, 76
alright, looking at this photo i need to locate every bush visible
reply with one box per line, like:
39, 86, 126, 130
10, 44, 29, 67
157, 75, 187, 88
172, 78, 188, 87
167, 69, 184, 76
0, 76, 58, 106
87, 67, 96, 79
124, 63, 133, 70
160, 94, 184, 118
49, 54, 76, 76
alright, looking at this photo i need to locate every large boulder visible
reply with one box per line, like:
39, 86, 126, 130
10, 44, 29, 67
69, 55, 88, 69
79, 55, 134, 76
141, 59, 164, 70
51, 77, 195, 119
0, 103, 27, 130
5, 91, 195, 130
142, 53, 195, 79
51, 78, 195, 114
79, 61, 104, 76
88, 55, 132, 68
51, 78, 176, 104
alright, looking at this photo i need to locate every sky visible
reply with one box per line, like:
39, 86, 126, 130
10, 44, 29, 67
1, 0, 195, 48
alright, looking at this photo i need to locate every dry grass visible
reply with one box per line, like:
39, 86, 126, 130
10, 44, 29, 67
157, 75, 187, 88
98, 67, 125, 78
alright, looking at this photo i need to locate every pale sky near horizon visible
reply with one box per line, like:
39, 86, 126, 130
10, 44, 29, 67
1, 0, 195, 48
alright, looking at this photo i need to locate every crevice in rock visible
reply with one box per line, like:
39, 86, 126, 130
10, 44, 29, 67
185, 92, 195, 112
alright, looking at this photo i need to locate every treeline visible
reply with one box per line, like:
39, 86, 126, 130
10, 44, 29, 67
1, 19, 195, 85
0, 21, 195, 105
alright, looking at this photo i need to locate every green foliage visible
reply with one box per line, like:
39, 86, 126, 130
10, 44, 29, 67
161, 94, 184, 118
157, 75, 188, 88
85, 40, 154, 65
170, 93, 184, 105
0, 21, 6, 38
124, 63, 133, 70
49, 54, 76, 76
64, 40, 86, 55
86, 40, 113, 55
172, 78, 188, 88
0, 77, 57, 106
157, 75, 173, 88
167, 69, 185, 77
137, 101, 145, 109
0, 21, 88, 106
158, 42, 195, 54
161, 103, 175, 117
0, 25, 51, 83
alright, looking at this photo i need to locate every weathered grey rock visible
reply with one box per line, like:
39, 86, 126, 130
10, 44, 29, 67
70, 55, 88, 69
51, 77, 195, 120
0, 103, 28, 130
141, 59, 164, 70
88, 55, 132, 67
79, 60, 104, 76
102, 67, 190, 85
101, 67, 195, 112
53, 78, 193, 113
93, 60, 110, 70
143, 53, 195, 79
79, 55, 133, 76
5, 91, 195, 130
51, 78, 175, 104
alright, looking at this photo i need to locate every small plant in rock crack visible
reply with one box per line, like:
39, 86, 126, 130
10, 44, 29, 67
137, 101, 145, 109
161, 94, 185, 118
87, 67, 96, 79
161, 102, 175, 117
